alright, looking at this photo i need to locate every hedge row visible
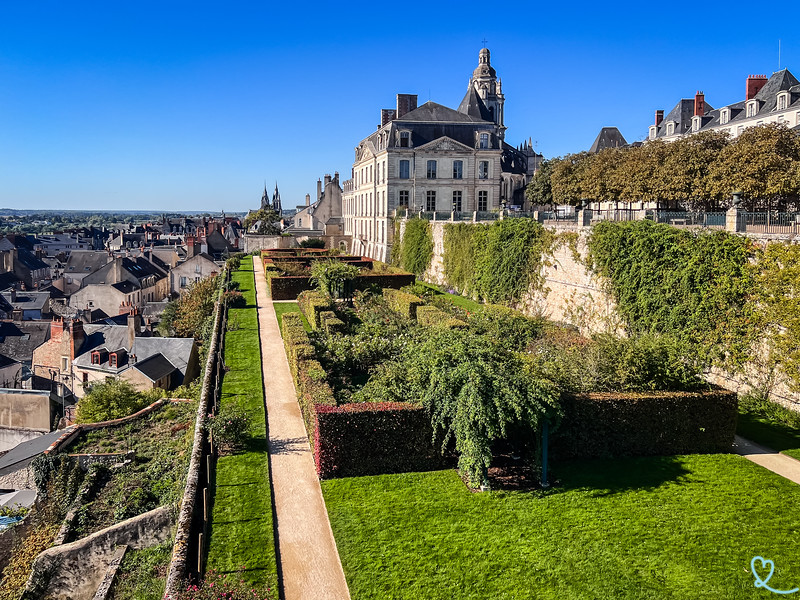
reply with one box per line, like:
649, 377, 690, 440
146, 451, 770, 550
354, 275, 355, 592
281, 313, 336, 451
416, 305, 468, 329
383, 288, 423, 319
552, 388, 738, 460
297, 290, 334, 329
318, 310, 346, 335
269, 273, 416, 300
314, 402, 445, 479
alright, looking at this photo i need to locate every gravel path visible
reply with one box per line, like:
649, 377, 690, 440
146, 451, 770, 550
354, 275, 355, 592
254, 257, 350, 600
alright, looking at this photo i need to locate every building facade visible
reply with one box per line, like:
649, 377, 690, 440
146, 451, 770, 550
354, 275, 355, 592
343, 48, 540, 262
648, 69, 800, 142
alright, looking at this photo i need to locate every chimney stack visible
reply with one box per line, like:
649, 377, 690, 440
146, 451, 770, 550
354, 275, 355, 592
381, 109, 396, 126
746, 74, 768, 100
127, 309, 141, 351
305, 194, 311, 206
694, 91, 705, 117
317, 179, 322, 202
324, 174, 332, 187
655, 110, 664, 126
396, 94, 418, 119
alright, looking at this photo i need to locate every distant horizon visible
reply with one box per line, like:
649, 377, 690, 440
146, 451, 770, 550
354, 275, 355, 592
1, 2, 796, 211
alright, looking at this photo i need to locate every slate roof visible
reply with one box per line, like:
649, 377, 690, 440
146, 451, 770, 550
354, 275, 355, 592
16, 249, 48, 272
0, 427, 69, 477
590, 127, 629, 153
111, 281, 139, 294
0, 322, 51, 365
398, 101, 492, 124
134, 353, 176, 381
457, 87, 493, 121
0, 353, 19, 369
0, 273, 20, 290
1, 291, 49, 312
64, 251, 111, 275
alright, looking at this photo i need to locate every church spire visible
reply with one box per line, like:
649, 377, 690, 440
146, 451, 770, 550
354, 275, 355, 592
261, 182, 270, 210
468, 47, 506, 140
272, 182, 282, 213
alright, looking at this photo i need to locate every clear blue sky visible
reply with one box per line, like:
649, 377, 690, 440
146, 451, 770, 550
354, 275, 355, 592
1, 2, 797, 212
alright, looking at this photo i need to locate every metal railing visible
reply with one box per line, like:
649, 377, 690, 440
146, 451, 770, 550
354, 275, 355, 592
740, 212, 800, 234
652, 211, 727, 228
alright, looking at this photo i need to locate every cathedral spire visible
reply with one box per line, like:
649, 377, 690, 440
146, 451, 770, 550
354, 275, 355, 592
272, 182, 282, 213
261, 182, 270, 210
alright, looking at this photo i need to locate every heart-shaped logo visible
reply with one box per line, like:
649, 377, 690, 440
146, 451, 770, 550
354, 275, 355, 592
752, 556, 776, 588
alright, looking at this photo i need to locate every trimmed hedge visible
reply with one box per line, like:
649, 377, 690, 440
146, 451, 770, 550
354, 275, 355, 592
281, 313, 336, 451
552, 388, 738, 460
297, 290, 334, 329
355, 273, 415, 291
383, 288, 423, 319
318, 310, 346, 335
269, 275, 313, 300
416, 305, 468, 329
314, 403, 445, 479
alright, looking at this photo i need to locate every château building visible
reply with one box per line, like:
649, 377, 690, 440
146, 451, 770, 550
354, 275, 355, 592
648, 69, 800, 142
343, 48, 541, 261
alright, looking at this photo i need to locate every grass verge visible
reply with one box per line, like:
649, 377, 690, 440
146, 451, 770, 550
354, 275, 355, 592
273, 301, 310, 331
416, 280, 482, 311
322, 455, 800, 599
108, 541, 172, 600
206, 256, 278, 593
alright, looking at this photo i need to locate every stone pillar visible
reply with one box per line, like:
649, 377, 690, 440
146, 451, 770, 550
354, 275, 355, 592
578, 209, 591, 227
726, 207, 745, 233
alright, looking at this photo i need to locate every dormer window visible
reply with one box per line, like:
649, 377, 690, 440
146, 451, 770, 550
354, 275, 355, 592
666, 122, 675, 136
91, 351, 101, 365
747, 100, 758, 118
649, 125, 657, 140
109, 353, 117, 368
479, 133, 489, 149
777, 92, 789, 111
720, 108, 729, 125
692, 115, 701, 132
399, 131, 410, 148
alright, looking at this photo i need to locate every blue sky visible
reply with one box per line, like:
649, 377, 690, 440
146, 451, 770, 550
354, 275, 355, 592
0, 2, 797, 212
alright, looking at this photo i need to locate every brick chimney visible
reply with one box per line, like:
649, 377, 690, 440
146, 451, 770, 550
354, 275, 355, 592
694, 91, 705, 117
65, 319, 84, 360
396, 94, 418, 119
187, 236, 198, 258
381, 108, 396, 126
127, 309, 141, 351
746, 75, 768, 100
655, 110, 664, 126
51, 317, 64, 340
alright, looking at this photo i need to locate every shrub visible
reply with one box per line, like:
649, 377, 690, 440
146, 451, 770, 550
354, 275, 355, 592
382, 288, 423, 319
205, 404, 250, 452
297, 290, 334, 328
310, 260, 359, 298
553, 389, 738, 460
318, 310, 346, 335
300, 238, 327, 249
222, 289, 246, 307
75, 380, 161, 424
416, 305, 467, 329
467, 304, 543, 351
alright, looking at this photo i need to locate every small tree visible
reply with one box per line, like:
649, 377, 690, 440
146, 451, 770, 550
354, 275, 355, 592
75, 379, 161, 424
300, 238, 326, 249
310, 260, 359, 298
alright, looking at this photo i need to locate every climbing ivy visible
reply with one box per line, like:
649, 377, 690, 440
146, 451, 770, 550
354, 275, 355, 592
443, 219, 552, 305
587, 220, 757, 368
398, 218, 433, 276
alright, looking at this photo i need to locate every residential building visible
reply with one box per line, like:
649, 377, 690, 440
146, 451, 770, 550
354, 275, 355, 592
649, 69, 800, 142
170, 253, 219, 296
342, 47, 541, 261
0, 289, 50, 320
288, 173, 344, 235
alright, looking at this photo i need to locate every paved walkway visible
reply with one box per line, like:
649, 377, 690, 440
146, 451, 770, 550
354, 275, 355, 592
733, 435, 800, 485
253, 257, 350, 600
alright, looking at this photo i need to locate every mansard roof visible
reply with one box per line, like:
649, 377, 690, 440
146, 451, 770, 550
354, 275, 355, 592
590, 127, 628, 153
396, 101, 492, 124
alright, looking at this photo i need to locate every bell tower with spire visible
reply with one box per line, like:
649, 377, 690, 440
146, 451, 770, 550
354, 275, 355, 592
260, 183, 271, 210
469, 48, 506, 140
272, 183, 282, 213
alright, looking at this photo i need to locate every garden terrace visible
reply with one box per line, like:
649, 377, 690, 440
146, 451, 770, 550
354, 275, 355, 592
281, 286, 735, 484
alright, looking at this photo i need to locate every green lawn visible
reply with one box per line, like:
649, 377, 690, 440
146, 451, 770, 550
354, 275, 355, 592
416, 281, 483, 312
322, 455, 800, 599
737, 399, 800, 461
206, 257, 277, 593
273, 301, 310, 331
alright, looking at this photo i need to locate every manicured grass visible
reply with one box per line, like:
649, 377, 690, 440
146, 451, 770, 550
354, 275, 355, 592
108, 541, 172, 600
322, 455, 800, 599
273, 300, 310, 331
417, 280, 482, 312
207, 257, 277, 592
737, 399, 800, 461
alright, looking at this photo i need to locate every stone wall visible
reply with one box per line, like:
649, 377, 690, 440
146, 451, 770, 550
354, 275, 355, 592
21, 506, 175, 600
242, 234, 296, 254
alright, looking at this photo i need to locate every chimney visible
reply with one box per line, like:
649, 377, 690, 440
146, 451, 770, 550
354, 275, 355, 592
68, 319, 84, 360
381, 108, 396, 126
305, 194, 311, 206
10, 288, 16, 303
11, 308, 22, 323
324, 174, 332, 187
655, 110, 664, 126
127, 309, 141, 351
396, 94, 418, 119
746, 75, 768, 100
51, 317, 64, 340
317, 179, 322, 201
694, 91, 705, 117
334, 171, 339, 184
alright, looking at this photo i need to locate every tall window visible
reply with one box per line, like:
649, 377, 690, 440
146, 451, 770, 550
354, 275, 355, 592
778, 94, 787, 111
399, 160, 410, 179
453, 160, 463, 179
478, 191, 488, 212
426, 160, 437, 179
720, 109, 729, 125
452, 191, 462, 212
400, 131, 410, 147
747, 101, 757, 118
666, 122, 675, 136
426, 191, 436, 211
398, 190, 409, 207
478, 161, 489, 179
479, 133, 489, 149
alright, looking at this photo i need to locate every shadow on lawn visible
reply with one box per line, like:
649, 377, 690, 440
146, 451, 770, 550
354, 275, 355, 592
552, 455, 693, 497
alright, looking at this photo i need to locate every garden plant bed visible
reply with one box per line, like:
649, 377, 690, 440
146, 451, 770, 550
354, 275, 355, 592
322, 454, 800, 599
205, 256, 278, 594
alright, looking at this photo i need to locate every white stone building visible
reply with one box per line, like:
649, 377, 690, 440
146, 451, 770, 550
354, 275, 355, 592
343, 48, 541, 262
649, 69, 800, 142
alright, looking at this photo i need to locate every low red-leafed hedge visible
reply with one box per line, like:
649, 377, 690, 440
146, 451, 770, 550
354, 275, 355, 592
552, 388, 738, 460
314, 402, 445, 479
